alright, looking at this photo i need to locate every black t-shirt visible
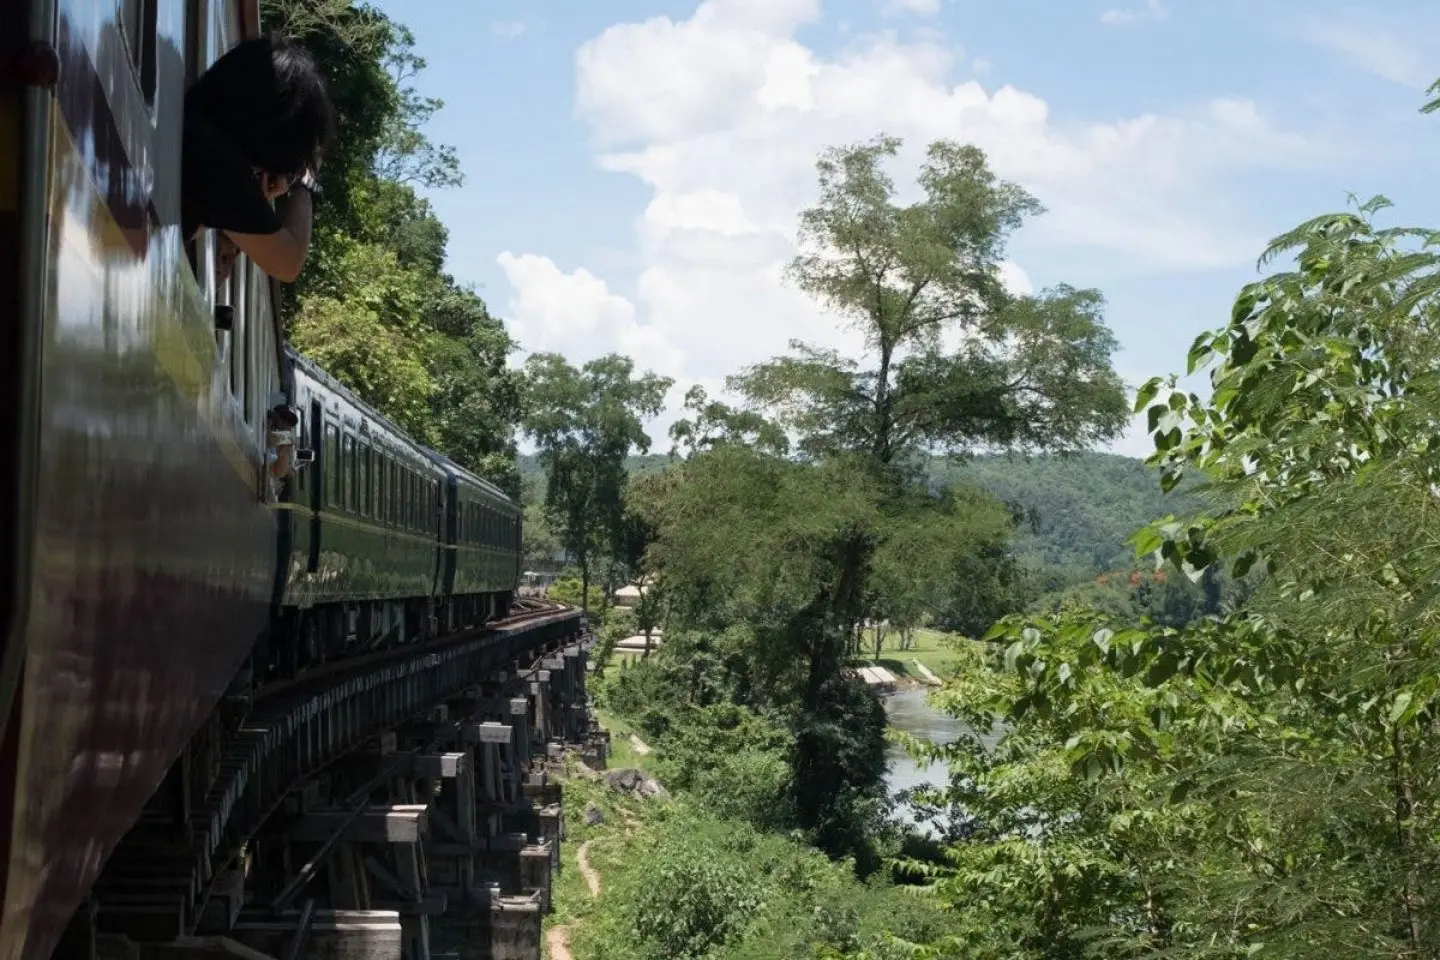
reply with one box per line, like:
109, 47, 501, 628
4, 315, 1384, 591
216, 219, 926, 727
180, 98, 284, 240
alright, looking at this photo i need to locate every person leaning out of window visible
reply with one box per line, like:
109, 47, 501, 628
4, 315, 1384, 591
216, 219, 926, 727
265, 404, 301, 501
182, 33, 334, 284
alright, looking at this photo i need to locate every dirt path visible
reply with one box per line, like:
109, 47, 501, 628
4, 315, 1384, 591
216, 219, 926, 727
577, 840, 601, 896
546, 840, 602, 959
628, 733, 652, 755
546, 926, 573, 960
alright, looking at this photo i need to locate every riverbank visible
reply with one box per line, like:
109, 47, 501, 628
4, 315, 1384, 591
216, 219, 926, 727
853, 627, 968, 687
544, 713, 963, 958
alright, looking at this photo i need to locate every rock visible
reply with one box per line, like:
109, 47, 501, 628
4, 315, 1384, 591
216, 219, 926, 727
572, 761, 601, 781
636, 777, 668, 800
604, 768, 642, 792
584, 802, 605, 826
601, 766, 668, 801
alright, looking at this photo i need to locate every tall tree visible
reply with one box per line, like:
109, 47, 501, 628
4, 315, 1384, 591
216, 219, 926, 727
733, 134, 1127, 678
641, 136, 1127, 861
740, 136, 1127, 468
522, 353, 671, 612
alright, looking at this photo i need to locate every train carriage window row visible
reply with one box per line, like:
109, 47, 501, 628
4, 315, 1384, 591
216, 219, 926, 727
317, 419, 445, 535
456, 497, 517, 549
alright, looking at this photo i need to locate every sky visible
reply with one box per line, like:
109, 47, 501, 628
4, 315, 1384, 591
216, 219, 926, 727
371, 0, 1440, 457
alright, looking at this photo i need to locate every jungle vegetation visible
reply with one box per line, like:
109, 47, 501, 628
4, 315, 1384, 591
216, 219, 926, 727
258, 4, 1440, 957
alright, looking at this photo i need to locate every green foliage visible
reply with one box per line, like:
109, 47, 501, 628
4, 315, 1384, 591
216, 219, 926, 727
546, 576, 607, 619
288, 238, 436, 437
619, 816, 767, 959
521, 451, 1191, 591
522, 354, 671, 610
939, 452, 1199, 573
741, 135, 1128, 465
260, 1, 520, 481
915, 190, 1440, 958
632, 136, 1127, 866
520, 474, 563, 569
570, 796, 954, 960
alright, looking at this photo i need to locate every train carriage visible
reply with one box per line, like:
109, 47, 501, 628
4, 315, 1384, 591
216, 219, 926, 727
429, 452, 521, 631
273, 349, 446, 672
0, 2, 286, 957
2, 2, 531, 957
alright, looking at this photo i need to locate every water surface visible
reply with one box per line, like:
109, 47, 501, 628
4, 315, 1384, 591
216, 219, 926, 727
883, 687, 999, 833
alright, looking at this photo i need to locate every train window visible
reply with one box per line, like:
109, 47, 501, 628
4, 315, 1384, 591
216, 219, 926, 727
402, 469, 412, 530
121, 0, 158, 102
385, 458, 394, 524
357, 442, 370, 517
342, 434, 355, 512
324, 424, 339, 507
374, 451, 385, 523
369, 450, 378, 518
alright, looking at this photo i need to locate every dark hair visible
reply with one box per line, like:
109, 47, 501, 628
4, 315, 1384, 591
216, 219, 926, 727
269, 405, 300, 428
187, 33, 334, 180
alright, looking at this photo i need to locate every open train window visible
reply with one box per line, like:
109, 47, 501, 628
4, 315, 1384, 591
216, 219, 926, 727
227, 262, 245, 405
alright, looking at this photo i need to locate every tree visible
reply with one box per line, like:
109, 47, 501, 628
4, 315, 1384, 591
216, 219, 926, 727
636, 136, 1127, 863
520, 474, 562, 571
739, 136, 1128, 468
731, 134, 1127, 681
920, 189, 1440, 959
522, 353, 671, 613
261, 2, 522, 485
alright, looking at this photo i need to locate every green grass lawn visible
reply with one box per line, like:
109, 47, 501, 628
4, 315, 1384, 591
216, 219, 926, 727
854, 627, 975, 681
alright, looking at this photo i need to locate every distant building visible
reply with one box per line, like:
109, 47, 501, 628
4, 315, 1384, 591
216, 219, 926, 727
612, 583, 646, 607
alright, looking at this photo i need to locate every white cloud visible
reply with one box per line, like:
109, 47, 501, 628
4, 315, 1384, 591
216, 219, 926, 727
491, 20, 526, 39
500, 0, 1319, 449
883, 0, 942, 16
1100, 0, 1169, 26
1301, 18, 1433, 89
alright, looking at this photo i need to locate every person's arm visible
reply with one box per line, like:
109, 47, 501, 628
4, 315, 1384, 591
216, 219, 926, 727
223, 185, 313, 283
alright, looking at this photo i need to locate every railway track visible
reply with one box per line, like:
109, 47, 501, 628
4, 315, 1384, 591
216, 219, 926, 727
85, 600, 593, 956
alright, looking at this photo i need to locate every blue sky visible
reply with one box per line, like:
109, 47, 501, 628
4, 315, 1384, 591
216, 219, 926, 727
372, 0, 1440, 456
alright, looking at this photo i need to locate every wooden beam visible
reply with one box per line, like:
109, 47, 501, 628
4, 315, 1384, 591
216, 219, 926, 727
285, 806, 428, 844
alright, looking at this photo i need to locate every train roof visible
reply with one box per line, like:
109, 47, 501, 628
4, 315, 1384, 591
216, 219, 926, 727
424, 449, 515, 508
287, 347, 517, 507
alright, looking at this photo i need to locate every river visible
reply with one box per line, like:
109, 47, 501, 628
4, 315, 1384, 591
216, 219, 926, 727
883, 686, 986, 832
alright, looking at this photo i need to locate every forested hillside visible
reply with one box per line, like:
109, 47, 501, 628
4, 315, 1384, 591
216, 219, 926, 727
942, 452, 1197, 573
520, 450, 1186, 578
